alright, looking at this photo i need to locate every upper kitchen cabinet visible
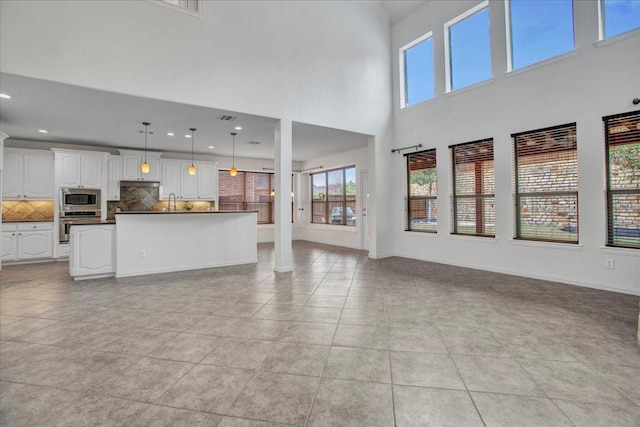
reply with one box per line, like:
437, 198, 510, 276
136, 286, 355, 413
119, 149, 162, 182
106, 155, 122, 201
52, 149, 108, 189
160, 159, 217, 200
2, 148, 54, 199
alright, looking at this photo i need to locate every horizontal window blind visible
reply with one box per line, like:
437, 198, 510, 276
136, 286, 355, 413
604, 110, 640, 249
218, 171, 274, 224
407, 149, 437, 232
451, 138, 495, 237
513, 123, 578, 243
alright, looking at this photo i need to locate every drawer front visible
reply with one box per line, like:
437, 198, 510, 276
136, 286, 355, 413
17, 222, 54, 231
2, 223, 19, 232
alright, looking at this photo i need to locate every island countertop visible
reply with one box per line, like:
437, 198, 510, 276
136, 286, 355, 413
114, 210, 256, 215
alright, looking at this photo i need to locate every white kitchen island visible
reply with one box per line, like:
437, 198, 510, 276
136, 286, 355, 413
69, 211, 257, 280
115, 211, 258, 278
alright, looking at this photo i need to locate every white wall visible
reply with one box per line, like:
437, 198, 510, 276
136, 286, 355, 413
294, 147, 368, 250
391, 0, 640, 295
0, 0, 395, 257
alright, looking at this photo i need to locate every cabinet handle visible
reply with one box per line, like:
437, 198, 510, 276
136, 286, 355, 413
18, 233, 22, 236
24, 195, 27, 198
12, 233, 16, 236
33, 226, 37, 229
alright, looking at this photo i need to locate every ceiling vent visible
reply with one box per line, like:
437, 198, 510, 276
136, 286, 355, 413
247, 141, 261, 145
217, 114, 238, 121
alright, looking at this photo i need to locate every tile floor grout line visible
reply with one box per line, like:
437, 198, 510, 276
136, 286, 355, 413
383, 287, 399, 427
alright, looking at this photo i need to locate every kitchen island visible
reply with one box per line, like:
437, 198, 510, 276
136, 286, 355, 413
69, 211, 257, 280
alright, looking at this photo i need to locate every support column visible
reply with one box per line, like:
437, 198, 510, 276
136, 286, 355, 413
274, 119, 293, 272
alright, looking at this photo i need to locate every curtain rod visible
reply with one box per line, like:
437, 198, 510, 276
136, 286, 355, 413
391, 144, 422, 154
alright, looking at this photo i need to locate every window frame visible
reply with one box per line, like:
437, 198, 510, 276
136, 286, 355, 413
444, 0, 491, 93
513, 122, 579, 244
505, 0, 575, 72
604, 110, 640, 249
218, 170, 274, 224
450, 138, 495, 237
399, 31, 435, 109
406, 149, 438, 233
598, 0, 640, 41
310, 166, 357, 227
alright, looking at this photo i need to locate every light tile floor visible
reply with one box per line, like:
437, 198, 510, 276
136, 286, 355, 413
1, 241, 639, 426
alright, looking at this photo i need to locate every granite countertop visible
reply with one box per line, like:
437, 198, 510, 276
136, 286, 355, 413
2, 219, 54, 223
114, 210, 255, 214
70, 220, 116, 225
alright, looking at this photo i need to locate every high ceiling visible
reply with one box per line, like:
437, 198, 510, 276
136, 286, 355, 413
0, 2, 426, 161
0, 73, 370, 162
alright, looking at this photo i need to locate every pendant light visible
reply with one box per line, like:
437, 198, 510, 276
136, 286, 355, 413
188, 128, 196, 175
140, 122, 151, 174
230, 132, 238, 176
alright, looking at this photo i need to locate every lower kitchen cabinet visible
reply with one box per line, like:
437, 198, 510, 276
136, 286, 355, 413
2, 222, 54, 261
69, 224, 115, 280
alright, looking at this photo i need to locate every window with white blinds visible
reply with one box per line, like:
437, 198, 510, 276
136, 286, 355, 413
451, 138, 495, 237
513, 123, 578, 243
406, 149, 437, 232
604, 110, 640, 249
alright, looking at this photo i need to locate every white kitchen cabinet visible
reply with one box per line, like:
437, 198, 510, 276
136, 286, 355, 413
160, 159, 217, 200
69, 224, 115, 280
1, 222, 53, 261
1, 229, 18, 261
53, 149, 106, 189
2, 149, 54, 199
120, 149, 161, 182
106, 155, 122, 201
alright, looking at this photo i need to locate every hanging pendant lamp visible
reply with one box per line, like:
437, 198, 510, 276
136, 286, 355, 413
188, 128, 197, 175
230, 132, 238, 176
140, 122, 151, 174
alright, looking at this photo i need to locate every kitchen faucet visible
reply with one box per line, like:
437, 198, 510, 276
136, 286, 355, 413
168, 193, 177, 212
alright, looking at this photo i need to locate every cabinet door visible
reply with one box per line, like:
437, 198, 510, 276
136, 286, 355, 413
1, 232, 18, 261
181, 164, 198, 199
107, 156, 122, 200
81, 156, 103, 188
23, 153, 54, 198
196, 162, 216, 200
2, 152, 22, 199
71, 226, 115, 275
60, 154, 82, 187
121, 154, 142, 181
161, 160, 181, 199
17, 231, 53, 259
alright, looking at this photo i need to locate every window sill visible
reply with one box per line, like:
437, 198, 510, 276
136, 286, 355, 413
596, 27, 640, 48
509, 239, 583, 251
404, 230, 438, 237
445, 78, 494, 98
505, 50, 576, 78
449, 234, 497, 243
308, 223, 358, 232
147, 0, 203, 18
600, 246, 640, 256
400, 97, 436, 112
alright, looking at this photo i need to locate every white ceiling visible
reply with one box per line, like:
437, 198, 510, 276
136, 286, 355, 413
0, 2, 426, 162
376, 0, 428, 23
0, 73, 370, 162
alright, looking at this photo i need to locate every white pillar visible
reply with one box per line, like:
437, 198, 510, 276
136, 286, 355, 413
0, 131, 10, 271
274, 119, 293, 272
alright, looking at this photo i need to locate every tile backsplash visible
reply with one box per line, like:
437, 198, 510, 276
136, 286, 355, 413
2, 200, 55, 222
106, 186, 213, 219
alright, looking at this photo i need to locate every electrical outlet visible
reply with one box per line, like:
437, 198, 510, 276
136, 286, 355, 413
140, 249, 147, 257
605, 258, 614, 269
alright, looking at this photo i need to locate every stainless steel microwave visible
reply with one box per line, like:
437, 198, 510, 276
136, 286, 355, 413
60, 188, 101, 211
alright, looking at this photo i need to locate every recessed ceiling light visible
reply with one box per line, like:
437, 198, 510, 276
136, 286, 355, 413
167, 132, 174, 136
208, 146, 214, 149
38, 129, 48, 133
234, 126, 242, 130
185, 134, 191, 138
0, 93, 11, 99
